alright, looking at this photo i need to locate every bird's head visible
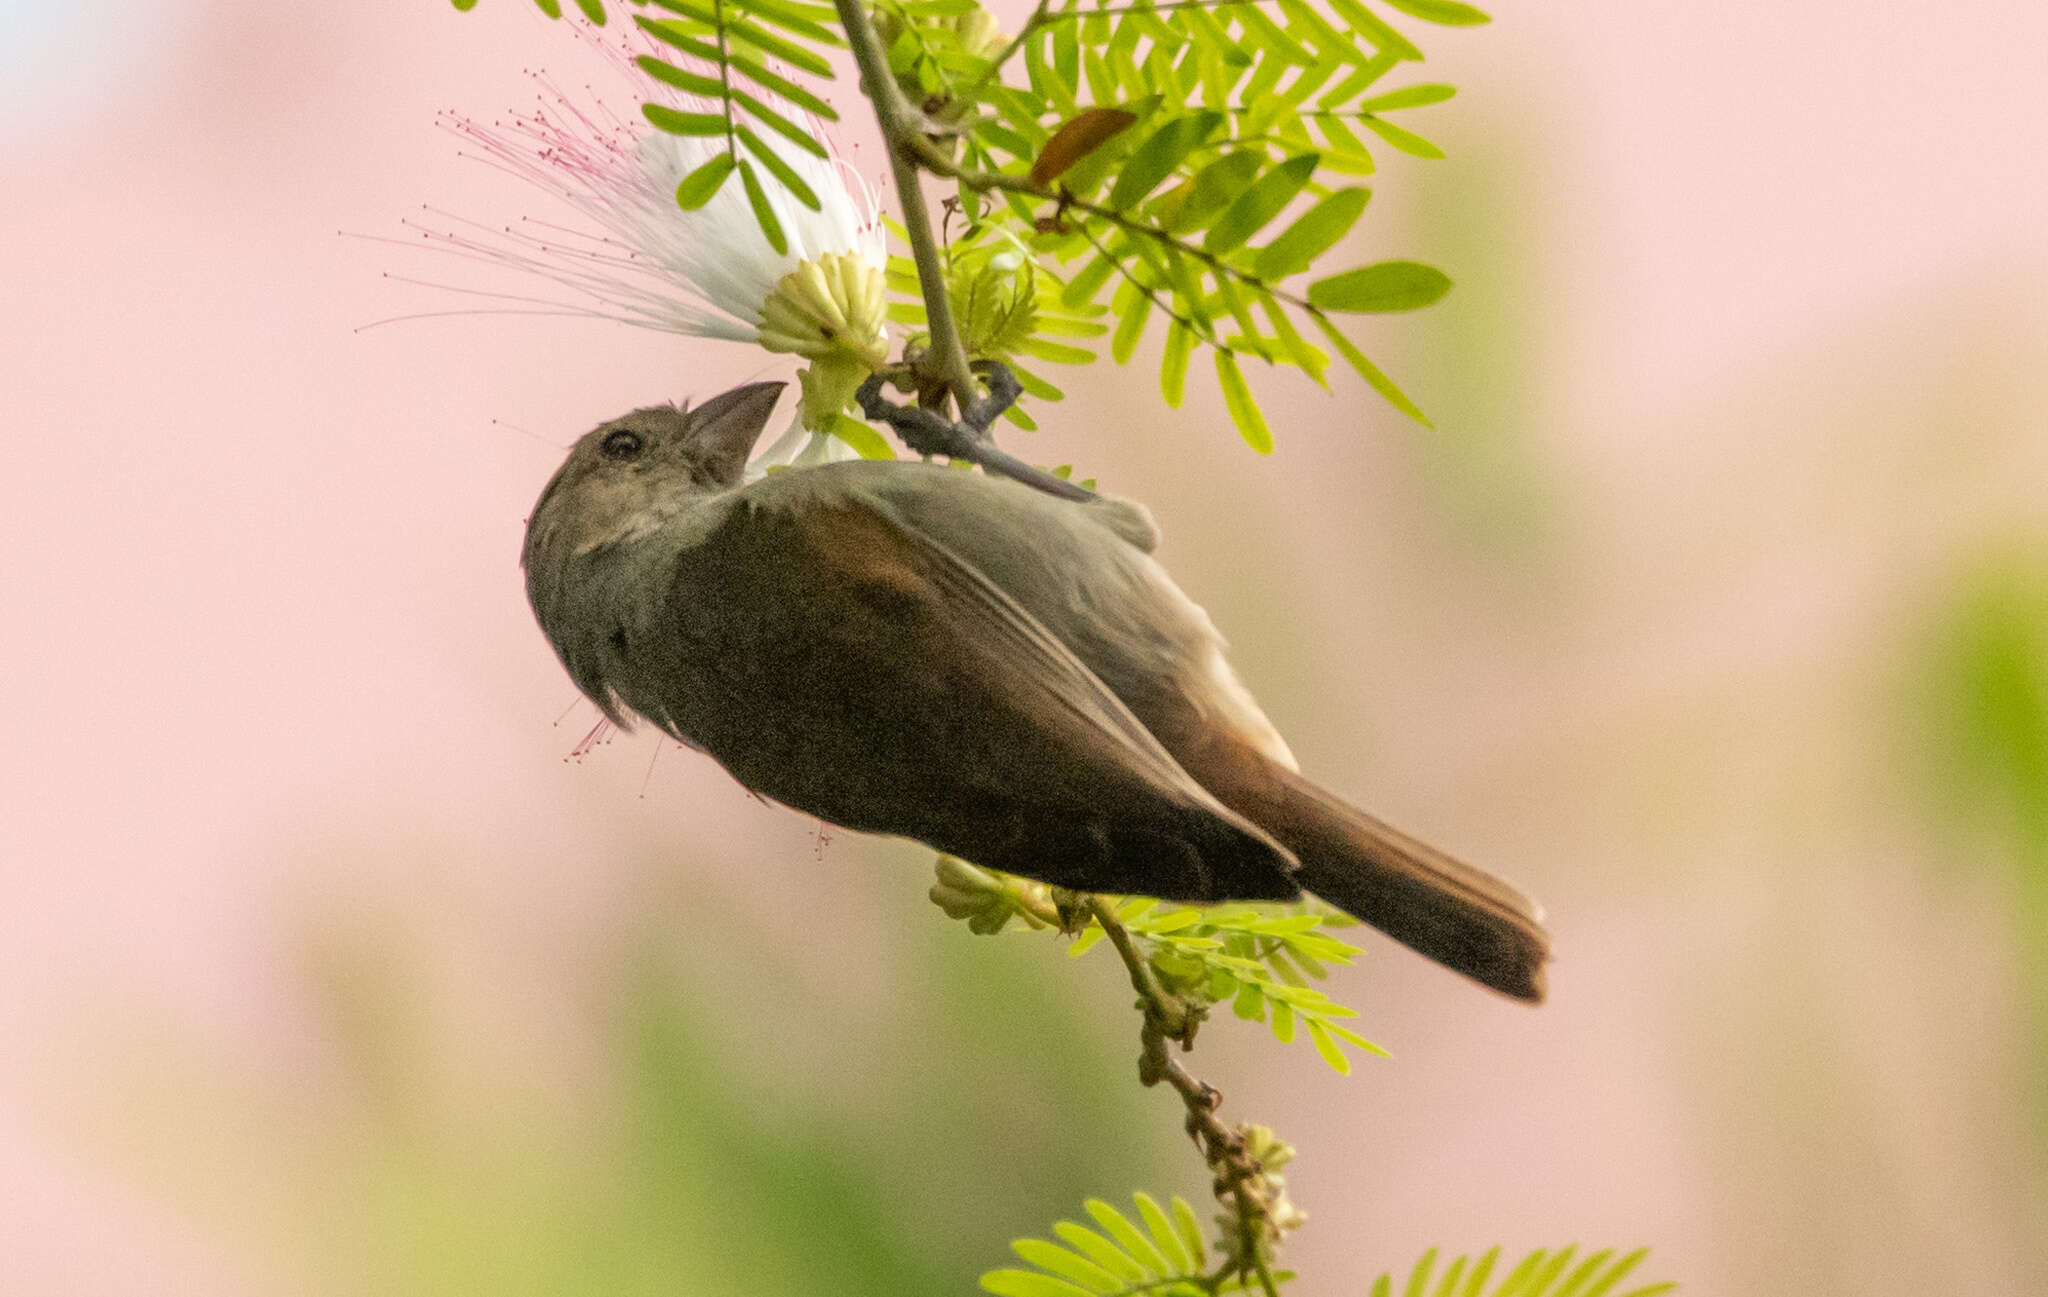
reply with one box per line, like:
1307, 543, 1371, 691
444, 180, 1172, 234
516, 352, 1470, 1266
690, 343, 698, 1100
523, 380, 787, 567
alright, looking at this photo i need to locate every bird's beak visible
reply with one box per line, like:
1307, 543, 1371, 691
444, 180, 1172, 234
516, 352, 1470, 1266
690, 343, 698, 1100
689, 380, 787, 484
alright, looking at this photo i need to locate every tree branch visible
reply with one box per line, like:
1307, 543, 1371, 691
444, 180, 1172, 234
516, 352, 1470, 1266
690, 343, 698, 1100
830, 0, 983, 416
1087, 898, 1286, 1297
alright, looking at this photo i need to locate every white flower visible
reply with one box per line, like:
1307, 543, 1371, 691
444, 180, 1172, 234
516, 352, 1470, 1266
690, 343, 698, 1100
409, 31, 887, 452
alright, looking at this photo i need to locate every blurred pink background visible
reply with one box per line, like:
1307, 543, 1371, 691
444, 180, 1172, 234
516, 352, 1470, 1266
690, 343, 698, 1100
3, 2, 2045, 1293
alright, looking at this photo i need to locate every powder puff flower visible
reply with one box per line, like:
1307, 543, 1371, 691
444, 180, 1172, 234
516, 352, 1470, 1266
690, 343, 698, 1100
407, 34, 888, 459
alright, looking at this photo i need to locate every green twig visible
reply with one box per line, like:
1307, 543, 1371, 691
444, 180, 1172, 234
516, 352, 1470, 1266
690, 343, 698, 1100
911, 141, 1330, 323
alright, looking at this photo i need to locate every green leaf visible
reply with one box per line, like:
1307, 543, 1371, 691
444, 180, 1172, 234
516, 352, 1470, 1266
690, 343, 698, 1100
1133, 1193, 1192, 1275
733, 89, 831, 157
829, 414, 896, 459
1231, 976, 1264, 1020
636, 55, 725, 99
1008, 361, 1065, 402
1162, 150, 1265, 235
1214, 351, 1272, 453
1051, 1224, 1148, 1284
1462, 1247, 1500, 1297
1306, 1018, 1351, 1073
1312, 113, 1377, 173
1053, 19, 1081, 99
1253, 185, 1369, 280
1554, 1248, 1615, 1297
1530, 1247, 1580, 1294
451, 0, 479, 11
641, 104, 729, 137
736, 158, 788, 254
642, 0, 836, 75
1406, 1248, 1439, 1297
1107, 111, 1223, 211
1355, 83, 1457, 112
1170, 1197, 1206, 1271
1379, 0, 1492, 26
1237, 4, 1313, 64
1324, 0, 1424, 60
1159, 321, 1193, 408
1110, 288, 1152, 364
674, 152, 738, 208
980, 1270, 1096, 1297
635, 17, 720, 63
1010, 1239, 1122, 1293
1579, 1248, 1650, 1297
1323, 1020, 1391, 1056
1269, 998, 1296, 1042
573, 0, 607, 19
1310, 313, 1425, 420
1274, 0, 1361, 65
1017, 337, 1099, 365
1308, 260, 1450, 312
634, 18, 838, 123
731, 0, 845, 44
738, 126, 821, 208
724, 50, 840, 120
1205, 153, 1318, 255
1359, 113, 1445, 158
1031, 107, 1139, 185
1434, 1255, 1469, 1297
1084, 1200, 1169, 1276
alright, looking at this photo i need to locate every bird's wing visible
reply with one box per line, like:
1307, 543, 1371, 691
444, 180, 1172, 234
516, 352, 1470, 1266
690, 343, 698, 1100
641, 486, 1300, 902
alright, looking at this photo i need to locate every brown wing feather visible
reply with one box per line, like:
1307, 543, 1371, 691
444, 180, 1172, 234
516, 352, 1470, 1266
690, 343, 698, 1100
631, 494, 1301, 903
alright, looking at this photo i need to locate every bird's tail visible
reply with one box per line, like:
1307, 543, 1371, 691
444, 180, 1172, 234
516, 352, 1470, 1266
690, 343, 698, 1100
1277, 772, 1549, 1001
1180, 739, 1550, 1001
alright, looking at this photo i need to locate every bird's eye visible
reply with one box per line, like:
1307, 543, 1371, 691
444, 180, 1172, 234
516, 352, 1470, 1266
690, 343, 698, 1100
600, 428, 645, 461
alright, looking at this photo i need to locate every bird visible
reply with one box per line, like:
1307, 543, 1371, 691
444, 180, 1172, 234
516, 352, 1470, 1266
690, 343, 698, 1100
522, 379, 1551, 1001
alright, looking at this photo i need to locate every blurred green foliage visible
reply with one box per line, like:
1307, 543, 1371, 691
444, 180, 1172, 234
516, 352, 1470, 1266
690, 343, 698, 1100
1915, 550, 2048, 1144
120, 842, 1177, 1295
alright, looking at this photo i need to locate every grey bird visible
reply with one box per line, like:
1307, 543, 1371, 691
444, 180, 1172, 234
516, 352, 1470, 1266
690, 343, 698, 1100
523, 380, 1551, 1001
